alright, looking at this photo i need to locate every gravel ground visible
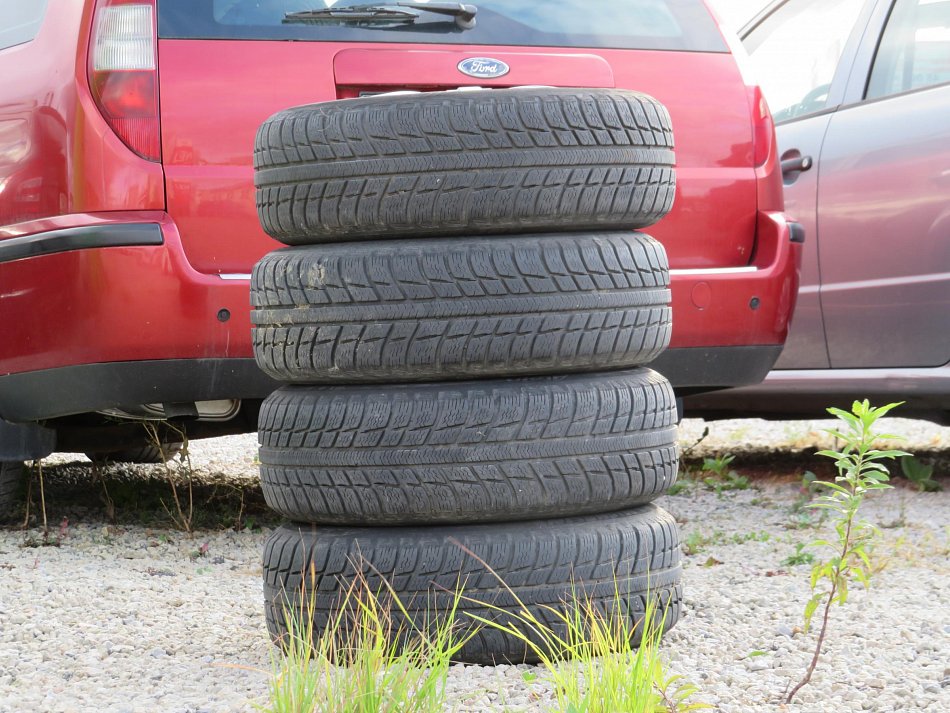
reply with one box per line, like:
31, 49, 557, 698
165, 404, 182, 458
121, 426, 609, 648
1, 417, 948, 712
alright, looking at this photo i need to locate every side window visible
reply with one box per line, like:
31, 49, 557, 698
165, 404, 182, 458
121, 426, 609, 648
867, 0, 950, 99
744, 0, 866, 122
0, 0, 48, 51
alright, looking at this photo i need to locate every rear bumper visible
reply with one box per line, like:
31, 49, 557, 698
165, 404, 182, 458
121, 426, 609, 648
0, 212, 260, 375
0, 210, 800, 421
0, 211, 276, 421
667, 210, 802, 352
0, 359, 277, 423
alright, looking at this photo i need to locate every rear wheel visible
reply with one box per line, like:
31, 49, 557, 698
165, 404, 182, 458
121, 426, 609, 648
0, 461, 25, 519
263, 504, 682, 665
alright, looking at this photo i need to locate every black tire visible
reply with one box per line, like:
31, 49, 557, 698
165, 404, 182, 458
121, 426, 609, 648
254, 88, 675, 244
0, 461, 24, 519
258, 369, 678, 525
85, 442, 182, 464
251, 233, 671, 383
263, 504, 682, 665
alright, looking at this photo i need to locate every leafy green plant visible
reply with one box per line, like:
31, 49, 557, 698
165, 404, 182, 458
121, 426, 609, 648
697, 454, 750, 495
682, 530, 768, 556
682, 530, 712, 556
900, 456, 941, 492
782, 543, 815, 567
786, 400, 908, 703
703, 471, 750, 495
666, 478, 693, 496
446, 538, 704, 712
262, 566, 467, 713
730, 531, 770, 545
701, 454, 734, 478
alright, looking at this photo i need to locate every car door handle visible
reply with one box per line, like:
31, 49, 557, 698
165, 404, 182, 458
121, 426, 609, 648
781, 155, 813, 175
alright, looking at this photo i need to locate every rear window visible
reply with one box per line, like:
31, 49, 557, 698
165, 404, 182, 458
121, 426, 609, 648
157, 0, 728, 52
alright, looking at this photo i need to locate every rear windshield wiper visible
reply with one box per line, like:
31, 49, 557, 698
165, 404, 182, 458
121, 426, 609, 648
284, 3, 477, 30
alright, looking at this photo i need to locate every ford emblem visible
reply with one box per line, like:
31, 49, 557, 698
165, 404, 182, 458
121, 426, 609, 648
457, 57, 510, 79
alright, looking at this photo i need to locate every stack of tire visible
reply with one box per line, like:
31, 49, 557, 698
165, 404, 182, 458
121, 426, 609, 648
250, 88, 683, 664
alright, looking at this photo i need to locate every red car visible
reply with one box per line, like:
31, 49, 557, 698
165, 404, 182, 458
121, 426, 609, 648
0, 0, 800, 506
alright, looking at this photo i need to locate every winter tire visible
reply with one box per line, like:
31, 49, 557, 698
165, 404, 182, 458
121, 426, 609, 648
254, 87, 675, 244
0, 461, 24, 519
251, 233, 671, 383
263, 504, 682, 665
257, 369, 678, 525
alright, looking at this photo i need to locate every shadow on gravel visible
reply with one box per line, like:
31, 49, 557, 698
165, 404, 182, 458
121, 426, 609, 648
685, 448, 950, 484
4, 446, 946, 534
2, 458, 279, 532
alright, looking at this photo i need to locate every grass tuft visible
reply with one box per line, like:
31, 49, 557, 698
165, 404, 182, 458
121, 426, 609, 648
466, 577, 705, 713
261, 565, 467, 713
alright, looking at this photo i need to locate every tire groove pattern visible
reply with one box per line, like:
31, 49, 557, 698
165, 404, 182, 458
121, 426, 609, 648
251, 233, 672, 383
254, 89, 675, 244
262, 505, 683, 665
257, 369, 678, 524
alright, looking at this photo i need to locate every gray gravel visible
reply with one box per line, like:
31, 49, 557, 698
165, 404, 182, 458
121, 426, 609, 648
2, 418, 948, 712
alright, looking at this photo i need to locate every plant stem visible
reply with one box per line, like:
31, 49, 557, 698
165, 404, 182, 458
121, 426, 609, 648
20, 471, 32, 530
37, 460, 48, 537
786, 578, 836, 702
787, 515, 854, 703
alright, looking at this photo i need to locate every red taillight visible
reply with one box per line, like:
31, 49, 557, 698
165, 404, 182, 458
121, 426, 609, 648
88, 0, 160, 162
749, 85, 774, 168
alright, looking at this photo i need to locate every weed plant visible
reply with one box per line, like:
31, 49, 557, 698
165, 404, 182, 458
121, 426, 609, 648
464, 568, 704, 713
786, 400, 907, 703
262, 567, 466, 713
143, 421, 194, 532
668, 427, 710, 495
781, 543, 815, 567
900, 456, 941, 492
263, 562, 702, 713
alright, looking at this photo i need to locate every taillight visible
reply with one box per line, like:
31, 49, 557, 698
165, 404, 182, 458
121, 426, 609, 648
749, 85, 774, 168
88, 0, 160, 161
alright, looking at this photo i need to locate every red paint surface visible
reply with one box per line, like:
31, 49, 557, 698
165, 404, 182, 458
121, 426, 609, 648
0, 213, 250, 375
0, 5, 796, 380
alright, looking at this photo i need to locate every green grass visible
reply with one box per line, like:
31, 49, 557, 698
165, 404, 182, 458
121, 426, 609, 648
682, 529, 770, 555
467, 579, 705, 713
262, 562, 704, 713
260, 569, 467, 713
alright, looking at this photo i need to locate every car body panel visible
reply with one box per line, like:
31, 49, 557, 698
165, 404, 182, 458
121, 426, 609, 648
818, 84, 950, 368
0, 212, 252, 377
686, 0, 950, 421
771, 115, 833, 368
0, 0, 164, 225
0, 0, 801, 428
157, 39, 762, 274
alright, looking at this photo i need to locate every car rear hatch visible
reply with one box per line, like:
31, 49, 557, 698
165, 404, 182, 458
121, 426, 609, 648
156, 0, 760, 275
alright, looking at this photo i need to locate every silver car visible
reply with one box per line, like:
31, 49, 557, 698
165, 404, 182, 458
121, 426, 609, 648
687, 0, 950, 423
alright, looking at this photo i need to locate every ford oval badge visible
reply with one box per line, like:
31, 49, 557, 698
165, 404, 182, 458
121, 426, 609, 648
457, 57, 510, 79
